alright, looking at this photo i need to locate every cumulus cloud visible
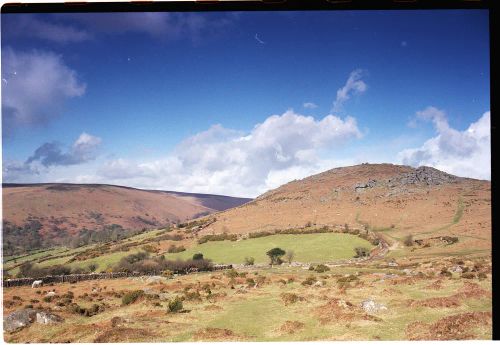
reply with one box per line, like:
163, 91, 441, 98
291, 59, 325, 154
1, 48, 86, 135
332, 69, 367, 113
26, 133, 102, 167
98, 110, 362, 197
303, 102, 318, 109
3, 133, 101, 183
398, 107, 490, 180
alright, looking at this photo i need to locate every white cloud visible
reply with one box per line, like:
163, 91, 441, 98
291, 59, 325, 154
97, 110, 362, 197
5, 15, 91, 43
332, 69, 367, 113
398, 107, 490, 180
303, 102, 318, 109
1, 48, 86, 135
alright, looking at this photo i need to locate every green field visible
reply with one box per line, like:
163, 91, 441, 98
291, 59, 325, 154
165, 233, 374, 264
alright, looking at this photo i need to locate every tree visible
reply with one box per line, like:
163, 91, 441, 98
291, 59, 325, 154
266, 247, 286, 265
354, 247, 369, 258
285, 250, 295, 264
193, 253, 204, 260
403, 234, 413, 247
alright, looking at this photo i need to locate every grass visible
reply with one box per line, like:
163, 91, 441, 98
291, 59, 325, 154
164, 233, 374, 264
2, 259, 492, 342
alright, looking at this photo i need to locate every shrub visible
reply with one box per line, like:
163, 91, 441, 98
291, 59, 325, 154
198, 233, 237, 244
337, 275, 359, 289
308, 265, 315, 271
142, 244, 158, 253
461, 272, 475, 279
162, 270, 174, 278
246, 278, 256, 287
248, 231, 273, 239
122, 290, 144, 305
192, 253, 204, 260
244, 257, 255, 266
183, 290, 202, 301
281, 292, 299, 305
314, 264, 330, 273
168, 297, 183, 313
301, 276, 317, 286
167, 245, 186, 253
225, 269, 239, 279
354, 247, 370, 258
403, 234, 414, 247
478, 272, 487, 280
440, 268, 452, 277
266, 247, 286, 265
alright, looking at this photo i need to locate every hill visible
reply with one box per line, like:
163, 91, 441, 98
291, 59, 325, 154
1, 183, 251, 253
195, 163, 491, 257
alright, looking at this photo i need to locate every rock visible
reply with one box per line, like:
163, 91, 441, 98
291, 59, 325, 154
388, 261, 399, 267
361, 299, 387, 314
313, 281, 324, 287
46, 291, 56, 297
450, 265, 463, 273
159, 293, 169, 301
403, 269, 413, 276
145, 276, 163, 284
36, 312, 64, 325
3, 309, 37, 332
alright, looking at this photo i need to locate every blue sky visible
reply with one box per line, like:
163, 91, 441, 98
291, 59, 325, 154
1, 10, 490, 197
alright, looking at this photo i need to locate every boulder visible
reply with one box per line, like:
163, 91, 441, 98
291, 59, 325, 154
361, 299, 387, 314
36, 312, 64, 325
46, 291, 56, 297
3, 309, 37, 332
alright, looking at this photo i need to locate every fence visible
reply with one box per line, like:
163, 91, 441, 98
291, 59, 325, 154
3, 264, 232, 288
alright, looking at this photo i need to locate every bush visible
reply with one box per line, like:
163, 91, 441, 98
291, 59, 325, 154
198, 233, 237, 244
246, 278, 256, 287
478, 272, 487, 280
354, 247, 370, 258
192, 253, 204, 260
162, 270, 174, 278
225, 269, 239, 279
167, 245, 186, 253
301, 276, 317, 286
337, 274, 359, 289
403, 234, 414, 247
314, 264, 330, 273
122, 290, 144, 305
461, 272, 475, 279
183, 290, 202, 301
244, 257, 255, 266
168, 297, 183, 313
281, 292, 299, 305
440, 268, 452, 277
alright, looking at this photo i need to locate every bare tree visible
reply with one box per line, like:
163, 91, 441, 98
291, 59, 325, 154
285, 250, 295, 264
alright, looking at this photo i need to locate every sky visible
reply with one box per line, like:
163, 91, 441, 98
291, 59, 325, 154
1, 10, 490, 198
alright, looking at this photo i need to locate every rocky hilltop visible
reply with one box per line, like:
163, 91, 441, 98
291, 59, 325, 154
198, 163, 490, 253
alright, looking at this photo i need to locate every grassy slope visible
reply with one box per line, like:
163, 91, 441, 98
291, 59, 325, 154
165, 233, 374, 264
3, 266, 492, 342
